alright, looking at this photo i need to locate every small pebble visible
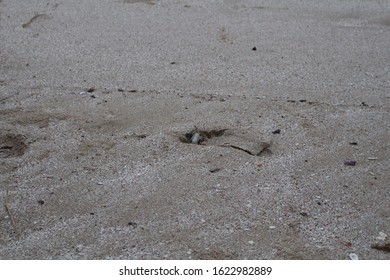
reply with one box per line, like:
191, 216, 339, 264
128, 222, 138, 228
87, 87, 95, 93
252, 47, 257, 51
344, 160, 356, 166
349, 253, 359, 260
269, 226, 276, 229
248, 241, 255, 245
272, 129, 281, 134
209, 167, 221, 173
38, 200, 44, 205
376, 232, 387, 241
97, 182, 103, 185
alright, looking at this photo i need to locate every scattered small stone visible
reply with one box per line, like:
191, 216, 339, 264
117, 88, 125, 92
344, 160, 357, 166
287, 100, 296, 103
128, 222, 138, 228
87, 87, 95, 93
349, 253, 359, 260
90, 95, 96, 98
97, 182, 103, 185
38, 200, 44, 205
272, 129, 281, 134
299, 99, 307, 103
349, 142, 358, 145
90, 212, 95, 215
248, 240, 255, 245
376, 232, 387, 241
345, 242, 352, 247
269, 226, 276, 229
170, 62, 176, 64
368, 157, 378, 160
299, 212, 308, 217
252, 47, 257, 51
361, 102, 368, 107
209, 167, 221, 173
128, 89, 137, 92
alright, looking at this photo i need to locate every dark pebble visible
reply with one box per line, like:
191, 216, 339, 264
272, 129, 281, 134
349, 142, 358, 145
209, 168, 221, 173
344, 160, 357, 166
117, 88, 125, 92
90, 95, 96, 98
128, 222, 138, 228
87, 87, 95, 93
128, 89, 137, 93
361, 102, 368, 107
299, 99, 307, 103
252, 47, 257, 51
299, 212, 308, 216
170, 62, 176, 64
38, 200, 44, 205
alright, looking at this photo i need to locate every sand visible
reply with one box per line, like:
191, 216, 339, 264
0, 0, 389, 259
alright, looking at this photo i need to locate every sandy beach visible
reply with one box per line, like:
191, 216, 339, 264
0, 0, 389, 259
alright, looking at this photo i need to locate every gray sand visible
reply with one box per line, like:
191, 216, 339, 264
0, 0, 389, 259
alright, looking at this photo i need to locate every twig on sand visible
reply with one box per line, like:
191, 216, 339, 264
3, 189, 21, 240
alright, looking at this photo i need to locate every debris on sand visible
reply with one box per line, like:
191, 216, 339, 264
344, 160, 357, 166
209, 167, 221, 173
371, 242, 390, 252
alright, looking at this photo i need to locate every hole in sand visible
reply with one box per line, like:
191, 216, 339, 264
179, 128, 227, 144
